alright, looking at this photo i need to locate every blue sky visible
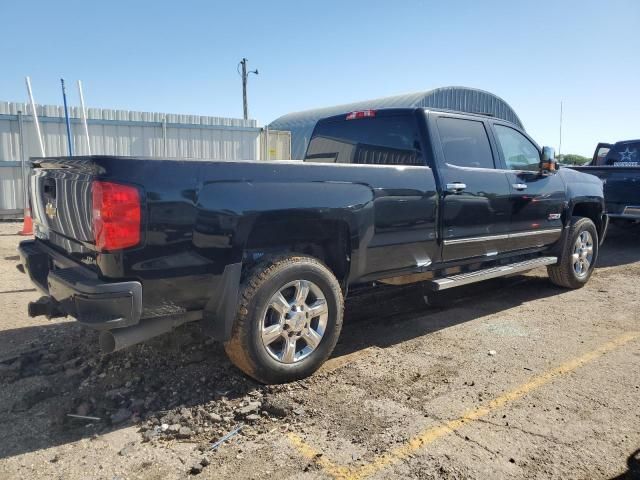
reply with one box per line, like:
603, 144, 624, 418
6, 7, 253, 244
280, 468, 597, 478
1, 0, 638, 157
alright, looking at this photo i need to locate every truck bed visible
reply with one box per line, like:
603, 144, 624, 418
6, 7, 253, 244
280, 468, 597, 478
570, 165, 640, 219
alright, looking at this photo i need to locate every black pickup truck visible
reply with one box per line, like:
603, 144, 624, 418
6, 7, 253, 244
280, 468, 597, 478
570, 140, 640, 227
19, 108, 607, 383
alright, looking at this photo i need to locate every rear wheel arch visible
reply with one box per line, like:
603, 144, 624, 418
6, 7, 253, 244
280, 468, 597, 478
242, 218, 352, 287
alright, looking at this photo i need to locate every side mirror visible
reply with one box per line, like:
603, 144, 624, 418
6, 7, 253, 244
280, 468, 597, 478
540, 146, 558, 173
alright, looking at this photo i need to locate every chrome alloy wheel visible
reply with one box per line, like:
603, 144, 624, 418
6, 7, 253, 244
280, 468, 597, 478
572, 230, 594, 278
260, 280, 329, 363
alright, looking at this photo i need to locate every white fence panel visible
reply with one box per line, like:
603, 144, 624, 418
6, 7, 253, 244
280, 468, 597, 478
0, 101, 270, 216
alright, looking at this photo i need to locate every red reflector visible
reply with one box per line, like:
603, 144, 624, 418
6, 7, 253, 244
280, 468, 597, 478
92, 181, 141, 251
345, 109, 376, 120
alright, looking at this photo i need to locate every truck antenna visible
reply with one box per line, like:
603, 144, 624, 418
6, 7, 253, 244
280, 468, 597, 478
558, 100, 563, 157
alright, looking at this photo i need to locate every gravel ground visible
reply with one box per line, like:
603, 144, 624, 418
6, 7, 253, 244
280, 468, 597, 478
0, 221, 638, 479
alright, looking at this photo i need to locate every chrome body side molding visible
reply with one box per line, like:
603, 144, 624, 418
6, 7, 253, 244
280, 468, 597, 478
443, 228, 562, 246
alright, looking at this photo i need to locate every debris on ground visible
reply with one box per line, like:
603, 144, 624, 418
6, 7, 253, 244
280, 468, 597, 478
210, 425, 244, 451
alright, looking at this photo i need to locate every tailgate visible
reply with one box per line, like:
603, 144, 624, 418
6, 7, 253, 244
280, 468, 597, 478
30, 157, 95, 249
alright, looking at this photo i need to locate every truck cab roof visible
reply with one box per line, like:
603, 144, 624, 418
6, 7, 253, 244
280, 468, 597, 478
316, 107, 515, 126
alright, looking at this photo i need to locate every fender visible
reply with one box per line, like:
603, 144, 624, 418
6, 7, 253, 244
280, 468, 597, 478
197, 179, 375, 341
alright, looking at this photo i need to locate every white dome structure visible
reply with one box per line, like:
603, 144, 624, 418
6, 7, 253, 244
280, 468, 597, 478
268, 86, 523, 159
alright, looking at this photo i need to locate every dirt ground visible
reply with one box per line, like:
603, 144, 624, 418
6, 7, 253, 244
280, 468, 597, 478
0, 221, 638, 480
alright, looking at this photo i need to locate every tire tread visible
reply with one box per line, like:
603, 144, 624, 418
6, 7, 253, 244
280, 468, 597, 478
547, 217, 597, 289
224, 255, 343, 383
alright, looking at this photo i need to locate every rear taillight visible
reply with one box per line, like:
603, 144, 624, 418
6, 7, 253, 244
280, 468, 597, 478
92, 181, 141, 251
346, 109, 376, 120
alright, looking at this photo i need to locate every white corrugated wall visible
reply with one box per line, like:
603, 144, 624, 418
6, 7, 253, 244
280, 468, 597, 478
0, 101, 290, 216
0, 164, 23, 217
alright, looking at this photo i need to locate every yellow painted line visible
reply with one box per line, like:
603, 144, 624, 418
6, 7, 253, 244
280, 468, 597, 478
287, 432, 352, 478
287, 331, 639, 480
319, 346, 380, 374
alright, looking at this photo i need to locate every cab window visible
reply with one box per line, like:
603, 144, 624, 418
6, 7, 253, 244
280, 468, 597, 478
594, 146, 611, 165
605, 142, 640, 165
494, 125, 540, 172
305, 114, 424, 166
436, 117, 495, 169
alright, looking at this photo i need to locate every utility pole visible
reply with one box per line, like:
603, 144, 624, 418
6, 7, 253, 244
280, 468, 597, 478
239, 58, 258, 120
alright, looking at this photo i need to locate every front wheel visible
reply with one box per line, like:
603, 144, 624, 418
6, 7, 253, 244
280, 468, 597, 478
224, 255, 343, 384
547, 216, 598, 289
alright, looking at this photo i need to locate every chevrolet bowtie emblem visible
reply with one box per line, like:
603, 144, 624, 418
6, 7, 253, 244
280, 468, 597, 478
45, 201, 57, 219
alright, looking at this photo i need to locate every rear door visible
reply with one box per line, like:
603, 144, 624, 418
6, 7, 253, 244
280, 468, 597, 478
429, 113, 512, 261
491, 123, 565, 250
305, 110, 438, 278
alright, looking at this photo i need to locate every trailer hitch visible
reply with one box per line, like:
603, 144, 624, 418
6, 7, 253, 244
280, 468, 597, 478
28, 296, 66, 319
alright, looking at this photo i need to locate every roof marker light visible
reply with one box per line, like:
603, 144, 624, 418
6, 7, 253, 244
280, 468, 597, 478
346, 109, 376, 120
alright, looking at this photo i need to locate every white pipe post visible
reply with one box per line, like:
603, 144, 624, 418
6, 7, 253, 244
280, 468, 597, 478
25, 76, 46, 157
77, 80, 92, 155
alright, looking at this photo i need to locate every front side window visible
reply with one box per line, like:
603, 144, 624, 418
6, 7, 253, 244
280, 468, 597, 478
494, 125, 540, 172
305, 115, 424, 166
436, 117, 495, 169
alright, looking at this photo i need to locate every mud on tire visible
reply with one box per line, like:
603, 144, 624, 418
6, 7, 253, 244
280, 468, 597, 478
224, 255, 344, 384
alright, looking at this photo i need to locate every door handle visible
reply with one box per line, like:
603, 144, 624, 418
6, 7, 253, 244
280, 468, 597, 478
512, 183, 528, 190
446, 182, 467, 193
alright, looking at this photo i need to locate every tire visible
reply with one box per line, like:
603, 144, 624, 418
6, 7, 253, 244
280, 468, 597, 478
547, 216, 598, 289
224, 255, 343, 384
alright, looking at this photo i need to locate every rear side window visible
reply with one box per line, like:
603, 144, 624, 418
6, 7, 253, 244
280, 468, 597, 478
604, 142, 640, 166
594, 146, 611, 165
305, 115, 424, 166
437, 117, 495, 169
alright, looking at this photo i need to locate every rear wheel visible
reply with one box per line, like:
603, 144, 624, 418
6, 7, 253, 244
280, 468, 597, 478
224, 255, 343, 384
547, 217, 598, 289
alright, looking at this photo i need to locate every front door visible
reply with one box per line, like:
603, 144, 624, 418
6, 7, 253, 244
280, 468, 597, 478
430, 114, 513, 261
491, 123, 565, 251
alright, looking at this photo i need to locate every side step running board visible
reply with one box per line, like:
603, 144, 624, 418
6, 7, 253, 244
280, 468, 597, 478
427, 256, 558, 291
